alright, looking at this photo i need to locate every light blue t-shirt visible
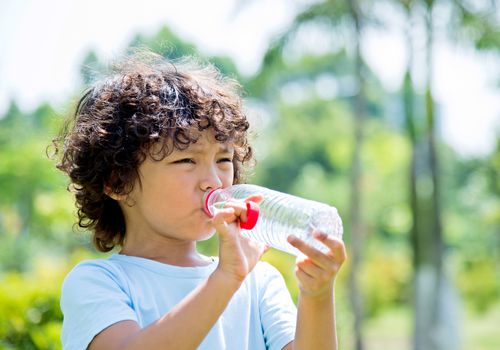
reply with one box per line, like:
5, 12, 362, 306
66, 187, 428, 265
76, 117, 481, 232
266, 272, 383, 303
60, 254, 297, 350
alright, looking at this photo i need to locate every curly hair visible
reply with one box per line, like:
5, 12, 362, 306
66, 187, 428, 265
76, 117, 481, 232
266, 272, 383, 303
54, 52, 253, 252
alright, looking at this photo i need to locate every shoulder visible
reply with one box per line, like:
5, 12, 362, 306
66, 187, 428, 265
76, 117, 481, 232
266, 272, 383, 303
61, 257, 127, 301
60, 258, 138, 350
60, 257, 136, 323
63, 258, 121, 283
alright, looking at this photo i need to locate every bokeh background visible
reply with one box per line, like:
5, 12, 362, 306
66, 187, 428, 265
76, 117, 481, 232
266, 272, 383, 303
0, 0, 499, 349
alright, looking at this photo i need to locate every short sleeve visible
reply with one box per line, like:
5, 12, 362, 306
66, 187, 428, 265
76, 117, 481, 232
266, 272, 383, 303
60, 261, 138, 350
257, 262, 297, 350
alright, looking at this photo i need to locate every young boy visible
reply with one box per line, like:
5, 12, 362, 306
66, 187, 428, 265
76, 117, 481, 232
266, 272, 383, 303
56, 52, 346, 350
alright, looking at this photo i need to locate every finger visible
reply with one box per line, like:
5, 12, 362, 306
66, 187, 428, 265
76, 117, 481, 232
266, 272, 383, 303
222, 201, 249, 222
211, 208, 236, 237
224, 196, 263, 225
295, 264, 316, 284
312, 231, 347, 264
287, 235, 334, 270
295, 257, 326, 280
295, 266, 334, 298
251, 240, 268, 257
238, 234, 268, 262
212, 207, 235, 223
244, 194, 264, 204
257, 243, 270, 258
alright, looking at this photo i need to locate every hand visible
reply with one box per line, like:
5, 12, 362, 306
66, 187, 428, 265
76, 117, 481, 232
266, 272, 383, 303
210, 194, 268, 285
287, 231, 346, 299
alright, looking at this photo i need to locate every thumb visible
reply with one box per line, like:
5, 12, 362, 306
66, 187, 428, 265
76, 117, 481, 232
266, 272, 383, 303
211, 207, 236, 239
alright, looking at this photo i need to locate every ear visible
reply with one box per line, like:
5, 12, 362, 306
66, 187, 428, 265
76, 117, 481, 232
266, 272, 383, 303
104, 185, 126, 201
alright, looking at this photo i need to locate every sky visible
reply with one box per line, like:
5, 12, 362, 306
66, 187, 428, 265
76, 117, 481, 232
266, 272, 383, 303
0, 0, 499, 158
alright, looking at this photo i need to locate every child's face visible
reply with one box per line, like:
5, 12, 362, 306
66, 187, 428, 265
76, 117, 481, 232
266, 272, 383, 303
122, 130, 235, 243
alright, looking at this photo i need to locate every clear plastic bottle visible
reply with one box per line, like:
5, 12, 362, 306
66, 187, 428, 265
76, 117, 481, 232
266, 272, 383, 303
203, 184, 343, 256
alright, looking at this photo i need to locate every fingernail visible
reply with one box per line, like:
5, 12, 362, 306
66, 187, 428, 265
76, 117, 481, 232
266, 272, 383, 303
313, 231, 326, 239
287, 235, 297, 243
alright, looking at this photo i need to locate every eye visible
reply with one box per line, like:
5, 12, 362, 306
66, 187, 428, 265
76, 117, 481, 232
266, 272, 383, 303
218, 158, 233, 163
174, 158, 195, 164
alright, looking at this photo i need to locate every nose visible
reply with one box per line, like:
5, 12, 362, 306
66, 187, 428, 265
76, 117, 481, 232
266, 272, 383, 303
199, 164, 223, 192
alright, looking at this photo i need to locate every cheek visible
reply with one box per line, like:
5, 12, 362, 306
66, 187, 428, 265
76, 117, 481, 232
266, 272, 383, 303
225, 165, 236, 185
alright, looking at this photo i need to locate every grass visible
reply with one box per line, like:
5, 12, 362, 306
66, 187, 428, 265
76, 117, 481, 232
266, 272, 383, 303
462, 303, 500, 350
364, 308, 411, 350
337, 303, 500, 350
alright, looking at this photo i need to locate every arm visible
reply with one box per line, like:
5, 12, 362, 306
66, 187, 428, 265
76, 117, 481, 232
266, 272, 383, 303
293, 291, 337, 349
285, 232, 346, 350
90, 198, 267, 350
89, 270, 242, 350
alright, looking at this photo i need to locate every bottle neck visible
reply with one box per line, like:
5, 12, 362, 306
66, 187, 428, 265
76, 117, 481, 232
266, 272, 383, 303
203, 188, 220, 217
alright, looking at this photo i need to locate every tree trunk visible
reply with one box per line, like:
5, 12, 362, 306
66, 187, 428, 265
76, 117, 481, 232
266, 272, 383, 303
411, 2, 460, 349
347, 1, 365, 349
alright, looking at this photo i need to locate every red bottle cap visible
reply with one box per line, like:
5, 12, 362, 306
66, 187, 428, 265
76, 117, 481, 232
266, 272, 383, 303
240, 201, 260, 230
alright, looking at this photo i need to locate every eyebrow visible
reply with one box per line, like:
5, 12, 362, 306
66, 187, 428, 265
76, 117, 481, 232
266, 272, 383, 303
182, 145, 234, 154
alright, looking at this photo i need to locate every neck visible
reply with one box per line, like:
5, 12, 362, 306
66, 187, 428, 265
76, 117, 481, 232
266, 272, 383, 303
120, 233, 211, 267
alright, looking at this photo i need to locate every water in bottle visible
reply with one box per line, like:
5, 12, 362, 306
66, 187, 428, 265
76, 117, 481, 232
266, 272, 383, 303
203, 184, 343, 256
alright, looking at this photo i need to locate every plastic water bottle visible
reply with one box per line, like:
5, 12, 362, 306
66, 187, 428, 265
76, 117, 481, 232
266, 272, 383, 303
203, 184, 343, 256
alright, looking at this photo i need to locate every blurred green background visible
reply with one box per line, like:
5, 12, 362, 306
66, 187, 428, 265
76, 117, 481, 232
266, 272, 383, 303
1, 0, 499, 349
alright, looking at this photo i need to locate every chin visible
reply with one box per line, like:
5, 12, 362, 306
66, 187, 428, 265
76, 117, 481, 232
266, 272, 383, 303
197, 229, 216, 242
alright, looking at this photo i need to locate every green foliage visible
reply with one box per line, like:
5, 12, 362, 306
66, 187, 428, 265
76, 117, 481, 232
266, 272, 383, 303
361, 248, 412, 317
128, 25, 241, 80
0, 236, 33, 272
79, 51, 104, 86
0, 261, 65, 350
253, 99, 353, 194
458, 258, 500, 313
452, 1, 500, 50
129, 26, 198, 59
0, 247, 102, 349
0, 9, 499, 348
0, 101, 78, 261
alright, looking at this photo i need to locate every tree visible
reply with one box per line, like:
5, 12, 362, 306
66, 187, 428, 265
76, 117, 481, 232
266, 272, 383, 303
245, 0, 393, 347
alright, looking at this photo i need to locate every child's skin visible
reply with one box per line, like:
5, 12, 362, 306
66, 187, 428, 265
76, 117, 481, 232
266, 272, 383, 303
90, 130, 346, 350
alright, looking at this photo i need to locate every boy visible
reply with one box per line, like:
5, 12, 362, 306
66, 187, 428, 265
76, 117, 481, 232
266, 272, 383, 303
56, 52, 346, 350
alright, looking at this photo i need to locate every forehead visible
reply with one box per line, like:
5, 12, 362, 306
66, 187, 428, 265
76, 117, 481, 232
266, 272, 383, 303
184, 142, 234, 153
150, 130, 234, 157
185, 129, 234, 150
